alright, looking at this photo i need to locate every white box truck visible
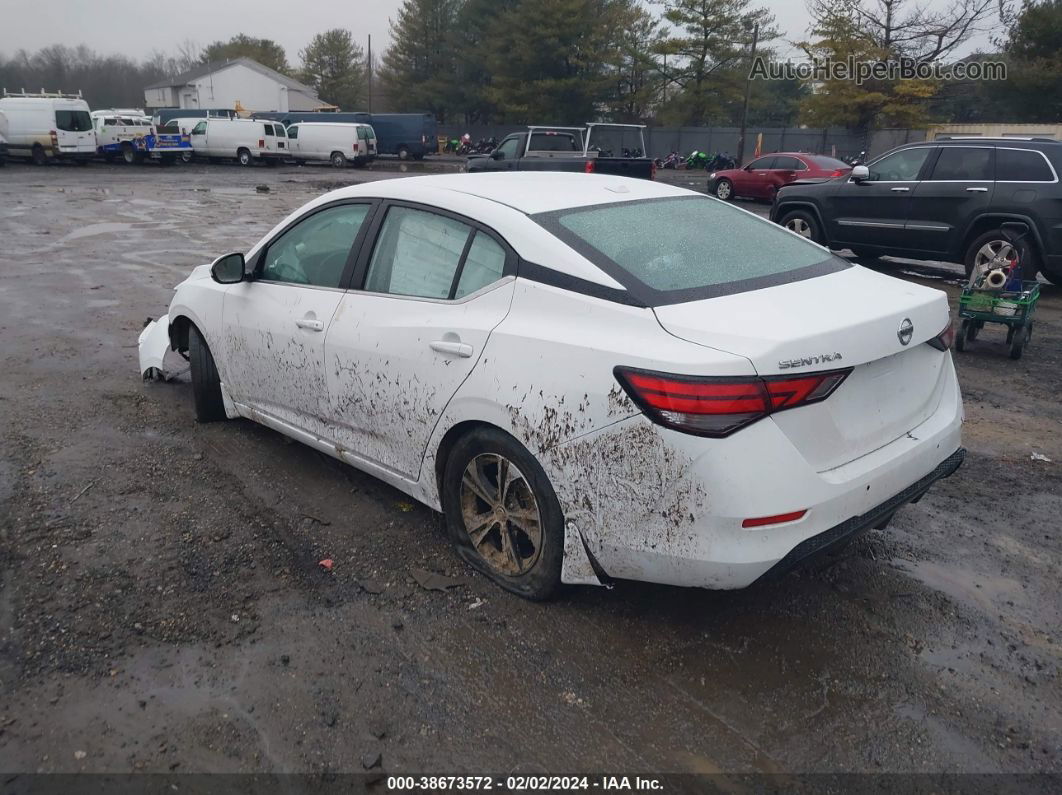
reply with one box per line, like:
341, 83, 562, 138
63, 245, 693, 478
187, 118, 288, 166
0, 90, 96, 164
286, 122, 377, 167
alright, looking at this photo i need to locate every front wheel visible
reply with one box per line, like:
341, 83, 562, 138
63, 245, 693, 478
189, 326, 227, 422
442, 428, 564, 600
779, 209, 823, 244
714, 178, 733, 201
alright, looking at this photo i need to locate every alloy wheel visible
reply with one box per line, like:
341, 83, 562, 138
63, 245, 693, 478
716, 181, 731, 200
786, 217, 811, 238
459, 454, 542, 576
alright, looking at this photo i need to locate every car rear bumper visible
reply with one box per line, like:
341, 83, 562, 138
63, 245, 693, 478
755, 446, 965, 582
559, 356, 964, 590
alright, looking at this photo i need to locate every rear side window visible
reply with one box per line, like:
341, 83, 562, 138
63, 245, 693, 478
357, 126, 373, 140
365, 207, 472, 299
538, 196, 841, 301
773, 156, 805, 170
928, 147, 993, 181
55, 110, 92, 132
747, 156, 776, 169
996, 149, 1055, 182
455, 233, 507, 299
263, 124, 275, 136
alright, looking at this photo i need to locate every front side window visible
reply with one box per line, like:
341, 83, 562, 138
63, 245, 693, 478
494, 136, 520, 160
538, 196, 843, 302
927, 147, 993, 181
866, 148, 930, 181
996, 148, 1055, 182
55, 110, 92, 132
364, 207, 472, 299
287, 125, 298, 139
191, 121, 206, 135
773, 156, 805, 171
261, 204, 371, 288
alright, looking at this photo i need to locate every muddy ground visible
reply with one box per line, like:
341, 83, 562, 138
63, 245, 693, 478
0, 161, 1059, 783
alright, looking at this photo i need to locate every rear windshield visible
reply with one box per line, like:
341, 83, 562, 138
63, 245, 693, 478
358, 125, 374, 140
807, 155, 850, 170
529, 133, 579, 151
55, 110, 92, 132
535, 196, 846, 304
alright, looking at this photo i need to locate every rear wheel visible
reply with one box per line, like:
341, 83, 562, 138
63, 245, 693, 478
32, 145, 47, 165
181, 151, 193, 163
965, 229, 1039, 283
779, 209, 823, 244
397, 145, 410, 161
714, 178, 733, 201
442, 428, 563, 601
189, 326, 227, 422
237, 148, 252, 166
121, 143, 136, 165
330, 151, 347, 168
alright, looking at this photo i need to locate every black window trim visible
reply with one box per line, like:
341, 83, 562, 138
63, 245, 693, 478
347, 199, 519, 300
995, 146, 1059, 184
852, 144, 937, 183
531, 195, 851, 307
247, 198, 382, 291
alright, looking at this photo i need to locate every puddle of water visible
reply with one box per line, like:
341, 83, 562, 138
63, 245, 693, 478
894, 559, 1024, 617
60, 222, 135, 242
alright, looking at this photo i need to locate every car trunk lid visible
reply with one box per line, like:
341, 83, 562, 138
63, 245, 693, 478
652, 266, 953, 470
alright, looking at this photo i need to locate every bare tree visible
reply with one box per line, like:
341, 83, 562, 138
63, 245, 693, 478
807, 0, 997, 61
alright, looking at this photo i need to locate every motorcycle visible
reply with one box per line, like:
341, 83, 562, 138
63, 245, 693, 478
707, 152, 736, 171
843, 150, 866, 166
658, 151, 682, 169
686, 150, 710, 170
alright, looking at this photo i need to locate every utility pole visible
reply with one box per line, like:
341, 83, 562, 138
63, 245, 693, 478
367, 34, 373, 113
736, 20, 759, 166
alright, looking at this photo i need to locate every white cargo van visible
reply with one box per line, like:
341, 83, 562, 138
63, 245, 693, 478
188, 118, 287, 165
0, 90, 96, 164
0, 110, 8, 166
286, 122, 377, 167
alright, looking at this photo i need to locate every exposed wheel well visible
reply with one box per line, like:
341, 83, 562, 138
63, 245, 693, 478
169, 314, 193, 354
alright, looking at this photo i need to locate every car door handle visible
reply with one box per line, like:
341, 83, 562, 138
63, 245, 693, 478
430, 340, 473, 358
890, 187, 910, 192
966, 187, 988, 193
295, 318, 324, 331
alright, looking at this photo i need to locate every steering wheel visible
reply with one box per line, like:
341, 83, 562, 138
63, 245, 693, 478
271, 260, 309, 284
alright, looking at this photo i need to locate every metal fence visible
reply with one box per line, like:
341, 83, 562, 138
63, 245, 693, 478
436, 124, 928, 162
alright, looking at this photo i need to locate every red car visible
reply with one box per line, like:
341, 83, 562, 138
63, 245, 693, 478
708, 153, 851, 202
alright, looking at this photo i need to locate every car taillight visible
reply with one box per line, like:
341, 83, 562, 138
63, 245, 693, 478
830, 169, 845, 177
259, 139, 265, 148
614, 367, 852, 437
927, 321, 955, 351
585, 160, 595, 174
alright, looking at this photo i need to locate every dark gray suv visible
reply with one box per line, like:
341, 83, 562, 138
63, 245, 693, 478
771, 138, 1062, 284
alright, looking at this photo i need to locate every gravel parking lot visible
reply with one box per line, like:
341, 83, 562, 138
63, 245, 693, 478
0, 161, 1060, 782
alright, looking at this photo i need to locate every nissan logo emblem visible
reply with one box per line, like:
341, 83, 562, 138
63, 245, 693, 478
898, 318, 914, 346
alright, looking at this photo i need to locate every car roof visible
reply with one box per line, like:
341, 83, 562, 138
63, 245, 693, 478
317, 172, 691, 215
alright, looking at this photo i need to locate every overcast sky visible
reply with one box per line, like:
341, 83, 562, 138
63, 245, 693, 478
0, 0, 993, 66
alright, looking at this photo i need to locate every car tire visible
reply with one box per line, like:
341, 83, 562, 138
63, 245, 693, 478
964, 229, 1040, 282
181, 151, 193, 163
32, 145, 47, 166
714, 178, 734, 201
442, 427, 564, 601
189, 326, 227, 423
121, 143, 136, 165
397, 145, 410, 161
779, 209, 823, 244
330, 151, 347, 168
237, 148, 252, 167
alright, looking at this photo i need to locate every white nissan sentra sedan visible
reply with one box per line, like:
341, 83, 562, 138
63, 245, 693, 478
139, 172, 964, 600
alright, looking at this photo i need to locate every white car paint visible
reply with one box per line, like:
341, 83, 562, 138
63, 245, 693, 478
187, 118, 286, 163
0, 95, 96, 161
139, 172, 964, 593
287, 122, 378, 166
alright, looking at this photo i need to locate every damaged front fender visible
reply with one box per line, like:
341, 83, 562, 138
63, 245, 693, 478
138, 314, 170, 379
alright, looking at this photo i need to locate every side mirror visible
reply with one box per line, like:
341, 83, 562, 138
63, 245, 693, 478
851, 165, 870, 181
210, 252, 246, 284
1001, 222, 1029, 243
